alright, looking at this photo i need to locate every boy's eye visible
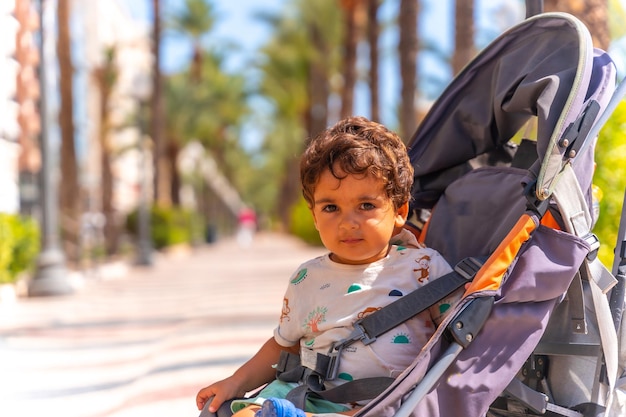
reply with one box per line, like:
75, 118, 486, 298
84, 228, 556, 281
321, 204, 337, 213
360, 202, 376, 210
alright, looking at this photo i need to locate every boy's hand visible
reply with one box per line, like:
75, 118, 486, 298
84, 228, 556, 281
196, 376, 246, 413
196, 337, 287, 412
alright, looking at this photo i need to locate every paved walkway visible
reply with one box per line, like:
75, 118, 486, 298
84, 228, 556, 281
0, 233, 326, 417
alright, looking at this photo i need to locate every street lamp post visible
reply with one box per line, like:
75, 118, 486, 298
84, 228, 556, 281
28, 0, 72, 296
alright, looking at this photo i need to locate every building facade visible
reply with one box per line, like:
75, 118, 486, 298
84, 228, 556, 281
1, 0, 153, 216
0, 0, 40, 215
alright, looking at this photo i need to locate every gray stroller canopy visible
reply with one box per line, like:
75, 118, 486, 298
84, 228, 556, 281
408, 12, 614, 213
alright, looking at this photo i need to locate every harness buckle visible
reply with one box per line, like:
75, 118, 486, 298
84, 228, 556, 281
583, 232, 600, 261
326, 322, 376, 380
454, 257, 484, 281
326, 343, 344, 381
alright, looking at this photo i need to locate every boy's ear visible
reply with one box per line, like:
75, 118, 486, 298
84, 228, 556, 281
394, 201, 409, 227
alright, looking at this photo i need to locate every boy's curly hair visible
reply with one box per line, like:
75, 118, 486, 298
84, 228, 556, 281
300, 116, 414, 210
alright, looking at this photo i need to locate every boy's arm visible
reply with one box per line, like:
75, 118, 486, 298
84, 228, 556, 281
231, 337, 297, 391
196, 337, 299, 412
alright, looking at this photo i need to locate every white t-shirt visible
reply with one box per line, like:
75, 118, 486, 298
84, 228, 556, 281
273, 238, 456, 387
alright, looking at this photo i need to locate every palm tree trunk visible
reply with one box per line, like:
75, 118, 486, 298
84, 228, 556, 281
278, 156, 301, 231
339, 0, 363, 118
367, 0, 381, 122
57, 0, 81, 264
398, 0, 419, 141
151, 0, 171, 206
95, 48, 119, 256
452, 0, 475, 75
308, 23, 330, 138
191, 43, 203, 83
101, 144, 116, 254
168, 139, 181, 206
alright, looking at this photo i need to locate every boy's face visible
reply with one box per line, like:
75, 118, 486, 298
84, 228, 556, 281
310, 167, 408, 265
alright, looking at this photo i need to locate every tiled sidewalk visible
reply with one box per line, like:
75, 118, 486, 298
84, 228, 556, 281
0, 233, 326, 417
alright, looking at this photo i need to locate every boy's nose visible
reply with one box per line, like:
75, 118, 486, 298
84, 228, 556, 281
339, 213, 359, 229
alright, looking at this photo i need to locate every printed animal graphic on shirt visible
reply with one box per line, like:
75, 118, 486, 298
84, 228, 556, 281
413, 254, 431, 283
303, 306, 327, 333
357, 306, 382, 319
280, 297, 291, 323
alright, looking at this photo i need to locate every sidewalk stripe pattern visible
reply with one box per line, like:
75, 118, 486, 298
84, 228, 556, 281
0, 233, 326, 417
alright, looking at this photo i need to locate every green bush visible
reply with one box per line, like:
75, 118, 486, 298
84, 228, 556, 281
288, 197, 322, 246
126, 206, 204, 249
0, 213, 40, 284
594, 101, 626, 267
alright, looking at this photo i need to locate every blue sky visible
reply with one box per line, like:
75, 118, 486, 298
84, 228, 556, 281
118, 0, 288, 74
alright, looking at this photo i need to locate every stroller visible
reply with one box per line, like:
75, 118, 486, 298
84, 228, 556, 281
351, 9, 626, 417
199, 7, 626, 417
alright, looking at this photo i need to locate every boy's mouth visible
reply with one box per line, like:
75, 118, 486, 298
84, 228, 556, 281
340, 237, 364, 244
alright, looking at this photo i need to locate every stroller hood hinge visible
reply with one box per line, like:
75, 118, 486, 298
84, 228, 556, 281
558, 100, 600, 161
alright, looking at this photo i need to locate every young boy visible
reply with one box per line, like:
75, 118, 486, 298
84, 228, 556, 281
196, 116, 460, 417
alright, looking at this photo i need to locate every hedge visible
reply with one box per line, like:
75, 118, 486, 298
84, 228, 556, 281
0, 213, 40, 284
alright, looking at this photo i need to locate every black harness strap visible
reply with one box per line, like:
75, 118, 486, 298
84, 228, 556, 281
353, 256, 483, 346
326, 256, 483, 379
285, 376, 395, 410
276, 257, 484, 410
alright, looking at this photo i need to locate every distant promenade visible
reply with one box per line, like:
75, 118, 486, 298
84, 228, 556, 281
0, 232, 326, 417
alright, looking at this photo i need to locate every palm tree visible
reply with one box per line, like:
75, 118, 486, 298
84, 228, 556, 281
257, 14, 311, 228
57, 0, 81, 263
169, 0, 215, 83
398, 0, 419, 141
452, 0, 475, 75
175, 53, 248, 167
164, 48, 249, 207
163, 0, 217, 206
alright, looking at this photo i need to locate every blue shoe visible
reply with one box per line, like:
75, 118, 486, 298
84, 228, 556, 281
254, 398, 305, 417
